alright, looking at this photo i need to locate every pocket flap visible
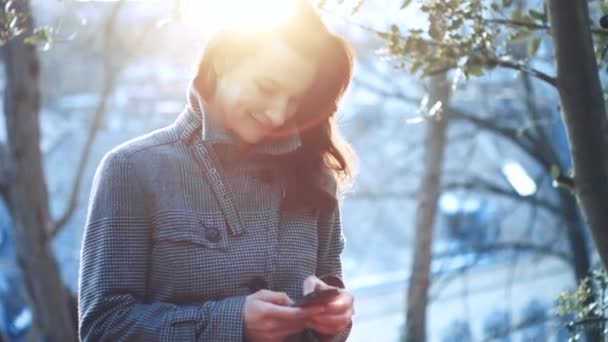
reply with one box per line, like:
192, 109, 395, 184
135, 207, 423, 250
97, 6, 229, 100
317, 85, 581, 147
153, 211, 228, 249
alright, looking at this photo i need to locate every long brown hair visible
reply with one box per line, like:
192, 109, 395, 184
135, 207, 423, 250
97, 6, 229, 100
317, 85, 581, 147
194, 0, 356, 212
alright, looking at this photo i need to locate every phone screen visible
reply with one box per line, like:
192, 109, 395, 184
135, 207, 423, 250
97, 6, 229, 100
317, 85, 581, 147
292, 288, 340, 307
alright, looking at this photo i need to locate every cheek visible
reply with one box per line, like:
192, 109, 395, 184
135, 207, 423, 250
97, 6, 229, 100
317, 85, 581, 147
228, 85, 262, 111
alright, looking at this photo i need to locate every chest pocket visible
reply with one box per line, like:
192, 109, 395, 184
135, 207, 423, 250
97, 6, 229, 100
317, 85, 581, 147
152, 211, 228, 250
150, 211, 233, 301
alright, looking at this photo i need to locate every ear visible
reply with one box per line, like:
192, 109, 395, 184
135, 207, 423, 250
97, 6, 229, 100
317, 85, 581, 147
195, 58, 218, 101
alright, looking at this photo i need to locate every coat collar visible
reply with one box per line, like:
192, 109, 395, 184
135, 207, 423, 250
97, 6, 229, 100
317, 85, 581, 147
176, 81, 302, 156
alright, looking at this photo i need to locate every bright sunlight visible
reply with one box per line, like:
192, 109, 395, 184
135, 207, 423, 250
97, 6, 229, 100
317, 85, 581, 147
181, 0, 299, 31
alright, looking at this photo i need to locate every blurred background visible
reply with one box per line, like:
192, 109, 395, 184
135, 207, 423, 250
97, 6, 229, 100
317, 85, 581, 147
1, 0, 608, 341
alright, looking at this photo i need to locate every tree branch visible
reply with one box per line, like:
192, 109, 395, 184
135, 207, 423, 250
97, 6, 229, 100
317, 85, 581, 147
519, 69, 563, 170
361, 82, 557, 173
481, 314, 561, 342
485, 18, 608, 37
476, 241, 570, 262
487, 56, 558, 87
435, 241, 571, 264
448, 107, 554, 169
426, 56, 557, 88
443, 178, 561, 216
350, 175, 561, 216
351, 85, 564, 215
48, 0, 126, 237
323, 7, 560, 90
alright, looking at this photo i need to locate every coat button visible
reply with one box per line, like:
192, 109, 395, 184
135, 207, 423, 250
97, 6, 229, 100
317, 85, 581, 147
205, 227, 220, 242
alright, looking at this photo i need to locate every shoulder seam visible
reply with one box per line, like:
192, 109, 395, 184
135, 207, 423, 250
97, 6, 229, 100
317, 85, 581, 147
116, 128, 182, 162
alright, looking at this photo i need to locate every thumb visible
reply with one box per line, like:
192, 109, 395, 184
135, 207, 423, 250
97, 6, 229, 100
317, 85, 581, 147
303, 275, 333, 295
255, 290, 293, 306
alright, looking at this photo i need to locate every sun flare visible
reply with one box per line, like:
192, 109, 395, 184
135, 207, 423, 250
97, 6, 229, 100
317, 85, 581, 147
182, 0, 299, 31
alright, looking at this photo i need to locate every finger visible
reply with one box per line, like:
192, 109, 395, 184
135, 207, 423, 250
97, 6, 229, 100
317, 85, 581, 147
255, 318, 303, 335
307, 320, 347, 336
303, 275, 321, 295
256, 331, 285, 342
253, 319, 308, 341
264, 302, 325, 321
323, 291, 354, 313
271, 319, 309, 336
307, 315, 352, 335
309, 312, 352, 328
255, 290, 293, 306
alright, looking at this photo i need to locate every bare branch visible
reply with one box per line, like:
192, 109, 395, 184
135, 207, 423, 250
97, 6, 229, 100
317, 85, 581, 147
519, 69, 562, 169
443, 178, 561, 215
448, 107, 554, 170
49, 0, 126, 237
481, 314, 562, 342
49, 2, 163, 237
350, 175, 561, 215
430, 242, 571, 304
448, 241, 570, 263
359, 82, 558, 173
362, 72, 556, 173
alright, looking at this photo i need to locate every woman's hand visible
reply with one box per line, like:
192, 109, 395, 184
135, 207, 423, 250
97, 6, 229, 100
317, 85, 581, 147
302, 276, 354, 336
244, 289, 325, 342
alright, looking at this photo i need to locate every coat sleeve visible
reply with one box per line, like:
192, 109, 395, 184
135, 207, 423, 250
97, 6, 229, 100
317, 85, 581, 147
78, 150, 246, 342
307, 203, 352, 342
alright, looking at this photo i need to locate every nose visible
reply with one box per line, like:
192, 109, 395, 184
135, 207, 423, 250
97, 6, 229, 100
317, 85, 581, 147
261, 97, 296, 128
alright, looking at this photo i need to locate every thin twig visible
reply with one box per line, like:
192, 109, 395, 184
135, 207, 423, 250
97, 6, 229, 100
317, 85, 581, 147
448, 107, 553, 170
48, 0, 126, 237
470, 241, 570, 263
49, 1, 161, 237
442, 178, 561, 215
481, 314, 561, 342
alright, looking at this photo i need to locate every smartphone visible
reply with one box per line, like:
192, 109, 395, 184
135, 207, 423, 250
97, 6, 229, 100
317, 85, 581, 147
291, 288, 340, 308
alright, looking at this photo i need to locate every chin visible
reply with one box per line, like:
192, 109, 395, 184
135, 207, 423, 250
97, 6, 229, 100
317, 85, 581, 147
237, 130, 265, 145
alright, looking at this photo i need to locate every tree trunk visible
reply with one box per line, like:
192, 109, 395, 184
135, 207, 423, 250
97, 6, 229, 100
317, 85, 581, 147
558, 191, 591, 283
2, 0, 77, 340
404, 74, 450, 342
547, 1, 608, 270
520, 67, 593, 288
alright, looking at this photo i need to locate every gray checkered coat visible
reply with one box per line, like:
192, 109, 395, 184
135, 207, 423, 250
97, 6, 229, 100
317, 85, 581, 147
78, 85, 352, 341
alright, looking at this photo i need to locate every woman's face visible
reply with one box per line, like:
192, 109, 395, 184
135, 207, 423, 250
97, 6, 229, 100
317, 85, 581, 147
210, 39, 317, 144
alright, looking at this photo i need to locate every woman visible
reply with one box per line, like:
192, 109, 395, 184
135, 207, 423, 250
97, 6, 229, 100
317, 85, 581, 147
78, 1, 356, 341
